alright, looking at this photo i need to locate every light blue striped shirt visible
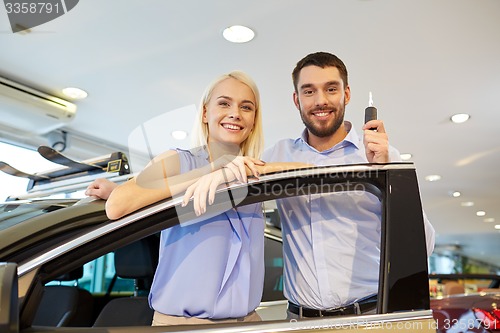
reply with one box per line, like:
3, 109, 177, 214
262, 122, 434, 309
148, 148, 265, 319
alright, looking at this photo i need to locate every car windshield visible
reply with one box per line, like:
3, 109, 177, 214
0, 201, 71, 232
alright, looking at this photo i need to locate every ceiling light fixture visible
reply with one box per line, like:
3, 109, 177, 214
400, 153, 412, 161
171, 130, 188, 140
62, 87, 88, 99
450, 113, 470, 124
222, 25, 255, 43
449, 191, 461, 198
460, 201, 474, 207
484, 218, 495, 223
476, 211, 486, 217
495, 225, 500, 230
425, 175, 441, 182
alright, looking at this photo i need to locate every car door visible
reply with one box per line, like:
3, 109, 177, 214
5, 163, 437, 332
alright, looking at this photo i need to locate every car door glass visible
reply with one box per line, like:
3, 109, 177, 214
46, 253, 135, 295
263, 235, 284, 302
262, 200, 284, 302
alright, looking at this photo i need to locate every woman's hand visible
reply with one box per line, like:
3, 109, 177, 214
85, 178, 118, 200
181, 160, 312, 216
181, 168, 236, 216
212, 155, 264, 183
183, 156, 264, 216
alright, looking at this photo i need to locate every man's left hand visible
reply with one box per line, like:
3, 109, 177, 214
363, 120, 390, 163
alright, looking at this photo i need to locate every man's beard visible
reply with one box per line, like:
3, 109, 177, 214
299, 104, 345, 138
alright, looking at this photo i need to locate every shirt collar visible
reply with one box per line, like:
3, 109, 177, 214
296, 121, 362, 152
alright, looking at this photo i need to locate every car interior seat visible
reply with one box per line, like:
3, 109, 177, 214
32, 266, 94, 327
262, 266, 284, 302
93, 235, 159, 327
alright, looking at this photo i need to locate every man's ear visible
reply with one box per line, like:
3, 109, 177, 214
293, 91, 301, 110
344, 85, 351, 106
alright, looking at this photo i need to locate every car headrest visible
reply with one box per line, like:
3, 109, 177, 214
114, 235, 159, 279
54, 266, 84, 281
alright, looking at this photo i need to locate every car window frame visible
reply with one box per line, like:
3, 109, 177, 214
16, 162, 433, 331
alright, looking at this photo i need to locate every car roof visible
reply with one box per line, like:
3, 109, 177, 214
0, 198, 108, 261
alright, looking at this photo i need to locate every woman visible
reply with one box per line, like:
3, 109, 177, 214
86, 71, 268, 325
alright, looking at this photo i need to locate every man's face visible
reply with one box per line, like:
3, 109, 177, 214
293, 65, 350, 138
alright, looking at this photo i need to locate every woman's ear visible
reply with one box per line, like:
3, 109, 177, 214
202, 105, 208, 123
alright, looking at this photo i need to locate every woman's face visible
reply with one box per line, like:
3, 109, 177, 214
203, 77, 256, 148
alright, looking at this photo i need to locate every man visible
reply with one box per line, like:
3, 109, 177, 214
262, 52, 435, 319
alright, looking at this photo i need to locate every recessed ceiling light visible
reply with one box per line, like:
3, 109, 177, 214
484, 218, 495, 223
495, 224, 500, 230
460, 201, 474, 207
400, 153, 412, 161
450, 113, 470, 124
171, 130, 188, 140
476, 211, 486, 217
62, 87, 88, 99
222, 25, 255, 43
425, 175, 441, 182
449, 191, 461, 198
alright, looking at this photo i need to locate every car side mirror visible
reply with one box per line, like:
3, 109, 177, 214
0, 263, 18, 333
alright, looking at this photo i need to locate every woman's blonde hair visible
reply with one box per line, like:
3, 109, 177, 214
191, 70, 263, 158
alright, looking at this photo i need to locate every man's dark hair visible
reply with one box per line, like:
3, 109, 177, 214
292, 52, 349, 92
